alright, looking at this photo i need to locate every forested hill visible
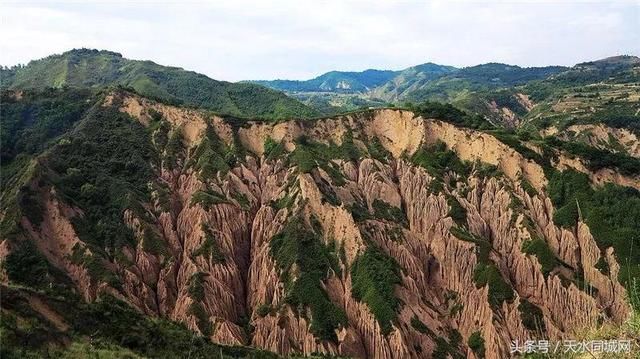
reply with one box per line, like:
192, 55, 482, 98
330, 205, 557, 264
0, 49, 317, 120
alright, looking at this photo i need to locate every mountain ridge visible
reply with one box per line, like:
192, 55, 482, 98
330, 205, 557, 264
0, 48, 317, 120
251, 68, 400, 93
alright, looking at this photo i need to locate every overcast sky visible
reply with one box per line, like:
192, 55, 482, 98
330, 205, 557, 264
1, 0, 639, 81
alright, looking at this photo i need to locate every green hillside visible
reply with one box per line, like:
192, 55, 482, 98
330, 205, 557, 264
0, 49, 317, 120
402, 63, 567, 103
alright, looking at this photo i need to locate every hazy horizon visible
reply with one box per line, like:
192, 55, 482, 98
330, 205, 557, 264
1, 0, 639, 82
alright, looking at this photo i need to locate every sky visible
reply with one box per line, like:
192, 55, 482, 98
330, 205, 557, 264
1, 0, 639, 82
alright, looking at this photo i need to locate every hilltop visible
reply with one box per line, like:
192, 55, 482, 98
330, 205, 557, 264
0, 49, 317, 120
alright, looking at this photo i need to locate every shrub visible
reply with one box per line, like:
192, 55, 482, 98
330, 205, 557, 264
47, 105, 155, 255
595, 256, 610, 275
255, 304, 271, 318
69, 293, 274, 358
192, 224, 225, 264
142, 227, 167, 256
164, 127, 184, 169
447, 196, 467, 227
408, 101, 490, 130
450, 227, 491, 264
545, 136, 640, 176
263, 137, 286, 160
432, 329, 465, 359
548, 169, 640, 293
468, 331, 486, 358
290, 133, 363, 176
187, 126, 239, 178
17, 186, 44, 226
190, 189, 229, 210
0, 88, 93, 163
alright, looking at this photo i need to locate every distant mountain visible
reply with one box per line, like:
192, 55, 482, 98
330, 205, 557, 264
249, 57, 640, 124
251, 62, 457, 114
403, 63, 569, 103
0, 48, 317, 119
369, 62, 458, 101
542, 55, 640, 86
250, 61, 569, 105
251, 69, 399, 93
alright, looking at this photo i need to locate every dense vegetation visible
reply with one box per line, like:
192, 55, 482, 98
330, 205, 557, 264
467, 331, 485, 358
548, 169, 640, 304
2, 241, 66, 290
350, 246, 402, 334
0, 286, 280, 359
0, 88, 97, 241
47, 103, 156, 261
408, 101, 491, 130
269, 217, 346, 342
0, 88, 94, 162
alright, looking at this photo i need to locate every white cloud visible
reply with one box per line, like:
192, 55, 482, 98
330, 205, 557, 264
1, 0, 638, 81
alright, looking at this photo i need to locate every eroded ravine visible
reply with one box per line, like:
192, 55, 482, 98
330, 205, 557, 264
9, 92, 632, 358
